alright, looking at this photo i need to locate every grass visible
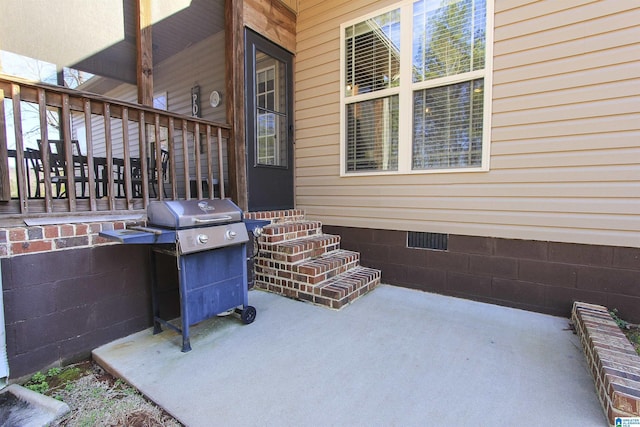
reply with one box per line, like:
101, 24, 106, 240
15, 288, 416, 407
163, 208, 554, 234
23, 360, 182, 426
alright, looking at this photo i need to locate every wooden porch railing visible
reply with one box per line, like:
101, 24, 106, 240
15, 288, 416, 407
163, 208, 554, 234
0, 75, 231, 221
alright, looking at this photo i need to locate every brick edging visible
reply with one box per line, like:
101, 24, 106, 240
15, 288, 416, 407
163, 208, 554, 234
571, 302, 640, 425
244, 209, 305, 223
0, 220, 145, 257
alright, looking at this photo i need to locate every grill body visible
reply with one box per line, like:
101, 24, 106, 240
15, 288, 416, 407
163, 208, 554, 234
100, 199, 263, 352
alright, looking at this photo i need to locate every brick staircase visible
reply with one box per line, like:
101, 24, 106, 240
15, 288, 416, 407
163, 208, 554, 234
245, 210, 380, 309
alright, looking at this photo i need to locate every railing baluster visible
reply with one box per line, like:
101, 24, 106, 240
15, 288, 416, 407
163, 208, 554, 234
11, 84, 28, 213
0, 89, 10, 202
37, 88, 53, 211
205, 125, 214, 200
168, 117, 177, 199
217, 127, 225, 199
122, 107, 133, 209
154, 113, 163, 201
139, 111, 150, 208
181, 120, 189, 199
194, 123, 202, 199
104, 102, 115, 210
83, 98, 97, 211
61, 94, 76, 212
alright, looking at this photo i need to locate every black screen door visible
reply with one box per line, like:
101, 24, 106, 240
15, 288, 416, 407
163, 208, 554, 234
245, 29, 294, 211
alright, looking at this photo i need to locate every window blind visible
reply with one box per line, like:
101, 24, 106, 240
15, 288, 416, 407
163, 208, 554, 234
412, 79, 484, 169
345, 9, 401, 97
346, 95, 399, 172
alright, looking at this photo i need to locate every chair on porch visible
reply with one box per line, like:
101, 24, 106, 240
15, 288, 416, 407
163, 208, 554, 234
35, 139, 89, 198
25, 147, 68, 198
151, 149, 169, 198
131, 149, 168, 198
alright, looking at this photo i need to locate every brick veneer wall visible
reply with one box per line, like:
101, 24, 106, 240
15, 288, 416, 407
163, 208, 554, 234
323, 226, 640, 323
0, 221, 156, 380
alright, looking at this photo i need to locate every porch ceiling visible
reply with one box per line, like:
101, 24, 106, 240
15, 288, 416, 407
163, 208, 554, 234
0, 0, 224, 85
73, 0, 224, 84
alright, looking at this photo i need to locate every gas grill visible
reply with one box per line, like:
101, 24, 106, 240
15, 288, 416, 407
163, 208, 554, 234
101, 199, 265, 352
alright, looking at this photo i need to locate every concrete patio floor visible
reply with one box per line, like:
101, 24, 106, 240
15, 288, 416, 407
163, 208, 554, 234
93, 285, 606, 427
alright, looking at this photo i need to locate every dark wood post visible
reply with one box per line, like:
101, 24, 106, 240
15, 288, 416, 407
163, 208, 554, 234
225, 0, 247, 210
136, 0, 154, 107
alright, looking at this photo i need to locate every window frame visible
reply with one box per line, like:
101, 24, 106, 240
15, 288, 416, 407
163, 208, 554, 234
339, 0, 494, 177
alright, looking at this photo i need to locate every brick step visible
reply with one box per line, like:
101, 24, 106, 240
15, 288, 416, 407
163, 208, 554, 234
256, 248, 360, 285
260, 220, 323, 245
292, 249, 360, 284
311, 266, 381, 309
263, 234, 341, 264
257, 265, 380, 310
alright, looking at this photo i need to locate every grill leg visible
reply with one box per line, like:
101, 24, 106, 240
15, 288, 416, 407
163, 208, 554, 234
182, 337, 192, 353
150, 249, 162, 334
179, 255, 192, 352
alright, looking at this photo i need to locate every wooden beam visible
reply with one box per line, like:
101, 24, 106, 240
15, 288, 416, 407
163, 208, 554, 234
244, 0, 297, 54
136, 0, 154, 106
225, 0, 247, 209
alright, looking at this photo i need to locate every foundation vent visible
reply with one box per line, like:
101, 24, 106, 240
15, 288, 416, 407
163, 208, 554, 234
407, 232, 448, 251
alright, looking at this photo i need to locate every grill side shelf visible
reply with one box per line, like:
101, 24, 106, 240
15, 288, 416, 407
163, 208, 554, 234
99, 228, 176, 244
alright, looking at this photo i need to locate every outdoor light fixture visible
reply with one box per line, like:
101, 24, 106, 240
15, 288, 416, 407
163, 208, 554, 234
209, 90, 221, 107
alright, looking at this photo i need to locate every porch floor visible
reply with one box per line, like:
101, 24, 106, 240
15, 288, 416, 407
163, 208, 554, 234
93, 285, 606, 426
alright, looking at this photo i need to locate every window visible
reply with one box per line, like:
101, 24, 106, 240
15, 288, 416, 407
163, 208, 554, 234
153, 92, 168, 111
343, 8, 401, 172
341, 0, 491, 175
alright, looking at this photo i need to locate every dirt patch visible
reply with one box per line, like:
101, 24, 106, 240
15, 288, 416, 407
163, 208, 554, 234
24, 360, 182, 426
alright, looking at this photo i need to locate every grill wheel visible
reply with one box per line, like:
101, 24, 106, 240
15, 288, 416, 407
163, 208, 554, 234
238, 306, 257, 324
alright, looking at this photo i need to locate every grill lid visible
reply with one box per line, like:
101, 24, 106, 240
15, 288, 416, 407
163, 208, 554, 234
147, 199, 243, 229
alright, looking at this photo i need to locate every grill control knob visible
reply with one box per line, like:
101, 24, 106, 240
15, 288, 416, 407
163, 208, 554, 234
197, 234, 209, 244
225, 230, 237, 240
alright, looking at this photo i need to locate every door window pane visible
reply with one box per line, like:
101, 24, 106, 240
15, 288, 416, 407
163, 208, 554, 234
256, 51, 287, 167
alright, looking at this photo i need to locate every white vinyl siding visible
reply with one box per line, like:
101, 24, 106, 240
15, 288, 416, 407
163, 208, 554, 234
295, 0, 640, 248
